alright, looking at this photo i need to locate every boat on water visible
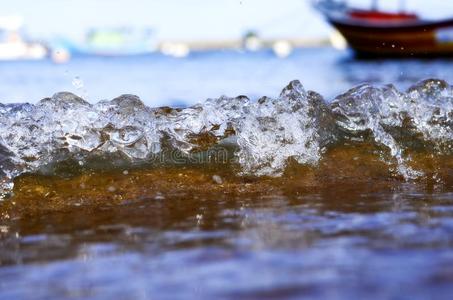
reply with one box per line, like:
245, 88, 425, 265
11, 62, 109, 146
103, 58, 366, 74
316, 0, 453, 56
52, 27, 157, 59
0, 16, 47, 61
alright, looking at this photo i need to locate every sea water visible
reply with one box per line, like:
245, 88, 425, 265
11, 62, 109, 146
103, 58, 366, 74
0, 48, 452, 299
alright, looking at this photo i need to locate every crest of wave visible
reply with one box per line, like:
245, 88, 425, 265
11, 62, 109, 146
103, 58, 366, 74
0, 80, 331, 196
233, 80, 333, 175
331, 79, 452, 178
0, 78, 451, 197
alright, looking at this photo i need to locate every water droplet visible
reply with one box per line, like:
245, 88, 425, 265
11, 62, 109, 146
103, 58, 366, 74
212, 175, 223, 184
72, 76, 84, 90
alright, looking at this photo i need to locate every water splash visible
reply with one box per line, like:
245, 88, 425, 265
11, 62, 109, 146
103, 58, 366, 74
71, 76, 84, 90
331, 79, 452, 178
0, 79, 451, 197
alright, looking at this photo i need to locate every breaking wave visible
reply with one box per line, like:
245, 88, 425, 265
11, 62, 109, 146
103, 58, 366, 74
0, 79, 452, 197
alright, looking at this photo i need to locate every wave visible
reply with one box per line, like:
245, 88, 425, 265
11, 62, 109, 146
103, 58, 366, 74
0, 79, 452, 197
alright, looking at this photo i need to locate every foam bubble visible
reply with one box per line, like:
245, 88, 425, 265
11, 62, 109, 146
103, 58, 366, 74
0, 79, 451, 196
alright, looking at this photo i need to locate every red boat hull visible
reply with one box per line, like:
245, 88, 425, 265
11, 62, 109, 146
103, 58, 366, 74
328, 15, 453, 56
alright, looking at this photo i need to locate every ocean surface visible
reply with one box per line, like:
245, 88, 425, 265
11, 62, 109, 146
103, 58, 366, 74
1, 47, 453, 106
0, 48, 452, 299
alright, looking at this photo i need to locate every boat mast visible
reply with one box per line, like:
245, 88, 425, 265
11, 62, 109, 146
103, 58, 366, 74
399, 0, 406, 12
371, 0, 378, 10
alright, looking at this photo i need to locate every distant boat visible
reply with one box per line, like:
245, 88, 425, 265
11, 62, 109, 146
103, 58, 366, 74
53, 27, 157, 58
0, 16, 47, 61
316, 0, 453, 57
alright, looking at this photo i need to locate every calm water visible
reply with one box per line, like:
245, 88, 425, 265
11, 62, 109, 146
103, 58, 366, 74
1, 48, 453, 105
1, 179, 453, 299
0, 48, 453, 299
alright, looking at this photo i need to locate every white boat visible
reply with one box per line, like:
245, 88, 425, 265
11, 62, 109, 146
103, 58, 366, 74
0, 16, 47, 61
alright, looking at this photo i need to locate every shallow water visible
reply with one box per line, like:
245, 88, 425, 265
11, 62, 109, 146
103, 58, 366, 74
1, 165, 453, 299
0, 49, 453, 299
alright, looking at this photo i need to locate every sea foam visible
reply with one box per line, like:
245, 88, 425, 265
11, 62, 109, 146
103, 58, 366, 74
0, 79, 451, 197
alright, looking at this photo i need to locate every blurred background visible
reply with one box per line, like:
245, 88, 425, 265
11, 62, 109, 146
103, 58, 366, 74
0, 0, 452, 106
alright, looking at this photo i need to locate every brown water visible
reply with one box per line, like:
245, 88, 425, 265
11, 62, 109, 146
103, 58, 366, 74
1, 146, 452, 299
0, 75, 452, 299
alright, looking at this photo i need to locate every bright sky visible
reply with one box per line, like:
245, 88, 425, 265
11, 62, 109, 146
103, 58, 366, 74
1, 0, 452, 41
2, 0, 327, 41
